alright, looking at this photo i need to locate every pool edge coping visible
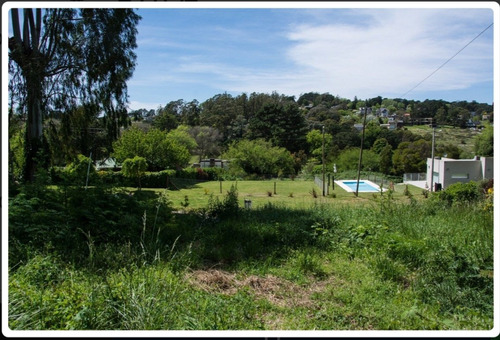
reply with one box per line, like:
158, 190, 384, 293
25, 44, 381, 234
334, 179, 387, 193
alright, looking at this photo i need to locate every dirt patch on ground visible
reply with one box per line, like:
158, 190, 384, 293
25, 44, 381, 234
187, 269, 239, 295
186, 269, 336, 309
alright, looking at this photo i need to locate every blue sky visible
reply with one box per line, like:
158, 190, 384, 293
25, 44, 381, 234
127, 3, 496, 110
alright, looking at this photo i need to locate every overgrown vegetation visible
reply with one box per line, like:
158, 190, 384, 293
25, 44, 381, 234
8, 180, 493, 330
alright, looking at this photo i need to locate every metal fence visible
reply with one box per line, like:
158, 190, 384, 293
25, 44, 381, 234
314, 176, 323, 189
314, 176, 330, 195
403, 173, 427, 182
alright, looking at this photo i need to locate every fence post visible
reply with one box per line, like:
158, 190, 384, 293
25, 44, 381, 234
274, 182, 277, 195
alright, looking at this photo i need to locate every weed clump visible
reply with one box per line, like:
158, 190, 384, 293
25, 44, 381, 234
206, 184, 239, 218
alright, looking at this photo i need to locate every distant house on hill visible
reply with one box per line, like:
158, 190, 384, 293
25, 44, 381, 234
358, 107, 372, 115
426, 156, 493, 191
96, 157, 121, 171
376, 107, 389, 117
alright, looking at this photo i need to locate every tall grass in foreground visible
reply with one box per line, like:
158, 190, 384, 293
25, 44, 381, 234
8, 183, 493, 330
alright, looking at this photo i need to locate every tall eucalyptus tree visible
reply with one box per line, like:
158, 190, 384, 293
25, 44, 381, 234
9, 8, 141, 181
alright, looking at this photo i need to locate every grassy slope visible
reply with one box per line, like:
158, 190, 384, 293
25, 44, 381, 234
406, 125, 483, 157
8, 181, 493, 331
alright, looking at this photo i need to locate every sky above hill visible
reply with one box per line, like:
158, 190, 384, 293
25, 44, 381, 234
126, 2, 496, 111
3, 2, 496, 110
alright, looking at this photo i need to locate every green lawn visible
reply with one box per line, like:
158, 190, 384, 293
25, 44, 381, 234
126, 179, 426, 210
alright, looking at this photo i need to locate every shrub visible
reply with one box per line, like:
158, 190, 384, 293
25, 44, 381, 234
223, 139, 295, 178
436, 181, 480, 206
206, 185, 239, 218
64, 154, 97, 186
122, 156, 147, 190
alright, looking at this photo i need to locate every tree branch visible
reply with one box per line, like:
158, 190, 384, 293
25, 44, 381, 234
27, 9, 39, 54
22, 9, 30, 51
10, 9, 22, 44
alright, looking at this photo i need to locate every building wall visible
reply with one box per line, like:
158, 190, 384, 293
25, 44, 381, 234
441, 159, 482, 188
426, 157, 494, 190
481, 157, 494, 179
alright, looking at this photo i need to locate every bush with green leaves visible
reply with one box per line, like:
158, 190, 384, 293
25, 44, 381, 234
63, 154, 96, 186
9, 185, 175, 268
112, 127, 190, 171
205, 184, 239, 218
334, 147, 380, 172
223, 139, 294, 178
434, 181, 481, 206
122, 156, 147, 190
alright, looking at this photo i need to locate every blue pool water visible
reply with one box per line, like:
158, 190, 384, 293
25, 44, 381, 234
341, 181, 380, 192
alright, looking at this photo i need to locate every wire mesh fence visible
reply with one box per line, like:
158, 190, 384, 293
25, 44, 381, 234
403, 173, 427, 182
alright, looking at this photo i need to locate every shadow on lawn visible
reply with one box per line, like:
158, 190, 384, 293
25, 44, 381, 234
9, 184, 340, 272
167, 177, 204, 190
171, 204, 340, 269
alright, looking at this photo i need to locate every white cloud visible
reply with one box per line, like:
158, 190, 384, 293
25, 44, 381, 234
127, 7, 494, 106
280, 9, 493, 99
127, 100, 162, 111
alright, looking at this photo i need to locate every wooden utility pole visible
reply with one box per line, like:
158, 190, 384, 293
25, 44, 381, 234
355, 106, 368, 197
322, 125, 326, 196
430, 127, 435, 192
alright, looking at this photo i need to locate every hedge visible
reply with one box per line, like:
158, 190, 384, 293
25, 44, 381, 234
50, 166, 227, 189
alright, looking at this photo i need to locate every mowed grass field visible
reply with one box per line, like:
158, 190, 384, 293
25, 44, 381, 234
127, 178, 426, 210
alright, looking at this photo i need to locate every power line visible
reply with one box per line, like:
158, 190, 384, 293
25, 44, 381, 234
401, 22, 493, 98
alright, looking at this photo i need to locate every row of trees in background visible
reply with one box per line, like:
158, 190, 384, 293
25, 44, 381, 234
7, 8, 494, 183
9, 89, 494, 182
120, 92, 493, 178
134, 92, 493, 144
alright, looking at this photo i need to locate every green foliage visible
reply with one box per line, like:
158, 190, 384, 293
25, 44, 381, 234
9, 9, 140, 183
392, 139, 431, 175
372, 138, 389, 154
223, 139, 294, 178
122, 156, 147, 190
188, 125, 222, 161
247, 102, 307, 153
91, 168, 226, 189
166, 125, 198, 154
9, 186, 174, 268
334, 148, 380, 172
378, 144, 393, 175
306, 129, 332, 158
434, 181, 481, 206
111, 126, 147, 161
474, 124, 493, 157
112, 127, 190, 171
64, 154, 96, 186
9, 126, 25, 181
205, 184, 239, 218
8, 178, 493, 330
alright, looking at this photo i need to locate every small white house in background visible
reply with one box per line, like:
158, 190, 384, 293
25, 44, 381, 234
426, 156, 493, 191
95, 157, 121, 171
198, 158, 229, 169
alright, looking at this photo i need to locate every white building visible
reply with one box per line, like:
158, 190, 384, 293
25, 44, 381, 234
426, 156, 493, 191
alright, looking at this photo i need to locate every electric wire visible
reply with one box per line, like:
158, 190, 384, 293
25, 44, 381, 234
401, 22, 493, 98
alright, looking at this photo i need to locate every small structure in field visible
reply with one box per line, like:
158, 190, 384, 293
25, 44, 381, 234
194, 158, 230, 169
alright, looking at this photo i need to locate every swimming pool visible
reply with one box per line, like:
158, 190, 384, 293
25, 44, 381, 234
335, 180, 384, 193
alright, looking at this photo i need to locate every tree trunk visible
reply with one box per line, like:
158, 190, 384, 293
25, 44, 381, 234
10, 9, 45, 182
23, 67, 44, 182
